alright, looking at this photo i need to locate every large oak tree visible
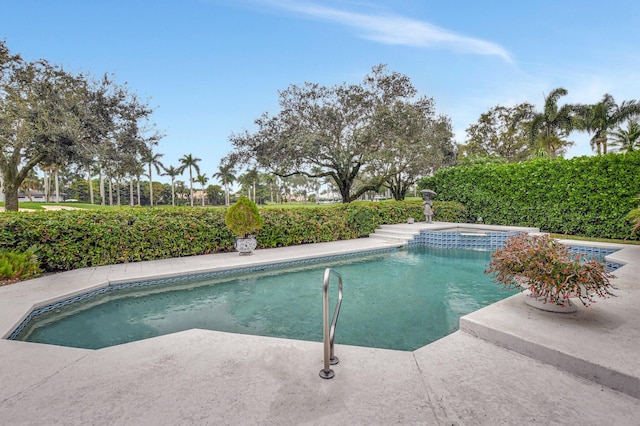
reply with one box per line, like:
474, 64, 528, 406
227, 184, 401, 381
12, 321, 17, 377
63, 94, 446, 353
0, 42, 156, 210
1, 45, 86, 210
227, 65, 441, 203
367, 98, 456, 200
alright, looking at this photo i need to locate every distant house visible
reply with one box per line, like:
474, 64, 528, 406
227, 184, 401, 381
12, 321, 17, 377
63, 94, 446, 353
17, 190, 66, 203
2, 170, 66, 203
18, 190, 46, 202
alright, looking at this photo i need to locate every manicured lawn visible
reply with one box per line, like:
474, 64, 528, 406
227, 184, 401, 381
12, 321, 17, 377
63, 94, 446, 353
550, 233, 640, 246
261, 202, 339, 209
0, 202, 107, 210
260, 198, 423, 209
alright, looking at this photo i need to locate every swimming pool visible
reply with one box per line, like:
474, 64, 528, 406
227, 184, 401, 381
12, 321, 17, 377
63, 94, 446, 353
13, 247, 518, 351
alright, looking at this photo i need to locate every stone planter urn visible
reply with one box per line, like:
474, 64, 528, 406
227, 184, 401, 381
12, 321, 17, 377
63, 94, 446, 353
234, 236, 258, 256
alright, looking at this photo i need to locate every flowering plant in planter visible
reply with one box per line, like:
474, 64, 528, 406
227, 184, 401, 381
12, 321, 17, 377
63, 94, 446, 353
485, 233, 615, 309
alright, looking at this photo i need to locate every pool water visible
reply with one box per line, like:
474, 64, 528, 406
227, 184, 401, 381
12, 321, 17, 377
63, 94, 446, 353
16, 247, 518, 351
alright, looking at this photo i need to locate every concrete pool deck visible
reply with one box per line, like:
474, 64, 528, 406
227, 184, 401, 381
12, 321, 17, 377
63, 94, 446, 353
1, 223, 639, 425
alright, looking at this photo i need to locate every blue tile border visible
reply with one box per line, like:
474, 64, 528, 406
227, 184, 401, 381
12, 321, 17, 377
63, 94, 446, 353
566, 247, 623, 271
407, 230, 524, 250
407, 231, 623, 271
8, 247, 397, 341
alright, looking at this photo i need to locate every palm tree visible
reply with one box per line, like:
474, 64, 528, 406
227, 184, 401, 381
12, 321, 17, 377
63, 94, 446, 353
86, 163, 97, 205
128, 176, 135, 206
575, 94, 640, 155
213, 163, 236, 206
142, 152, 164, 206
178, 154, 201, 207
244, 168, 259, 203
238, 170, 259, 202
19, 169, 40, 202
610, 120, 640, 153
517, 88, 578, 158
162, 165, 182, 207
40, 163, 64, 203
120, 155, 140, 207
175, 180, 187, 204
132, 164, 144, 206
52, 165, 61, 203
195, 173, 209, 206
262, 173, 276, 203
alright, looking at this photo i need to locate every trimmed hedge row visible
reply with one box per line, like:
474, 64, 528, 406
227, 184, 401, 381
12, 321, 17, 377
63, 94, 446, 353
0, 200, 466, 272
0, 208, 233, 271
420, 152, 640, 240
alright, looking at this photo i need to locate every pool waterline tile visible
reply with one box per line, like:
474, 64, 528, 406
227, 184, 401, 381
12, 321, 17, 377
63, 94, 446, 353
8, 247, 397, 340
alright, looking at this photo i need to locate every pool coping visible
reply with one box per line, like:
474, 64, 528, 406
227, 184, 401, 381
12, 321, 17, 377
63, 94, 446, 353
1, 222, 639, 424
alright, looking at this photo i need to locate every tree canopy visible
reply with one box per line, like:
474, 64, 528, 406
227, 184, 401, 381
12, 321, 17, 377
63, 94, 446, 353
462, 91, 640, 164
367, 98, 455, 200
461, 103, 534, 162
0, 41, 157, 210
227, 64, 453, 202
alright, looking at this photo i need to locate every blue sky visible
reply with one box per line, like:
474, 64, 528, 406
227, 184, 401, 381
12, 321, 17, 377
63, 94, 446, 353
2, 0, 639, 184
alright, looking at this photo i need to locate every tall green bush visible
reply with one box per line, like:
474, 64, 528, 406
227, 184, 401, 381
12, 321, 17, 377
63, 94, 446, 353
420, 152, 640, 239
0, 247, 41, 280
225, 196, 263, 237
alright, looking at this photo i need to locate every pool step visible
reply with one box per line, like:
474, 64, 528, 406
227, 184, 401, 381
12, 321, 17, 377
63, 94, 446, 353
369, 227, 420, 243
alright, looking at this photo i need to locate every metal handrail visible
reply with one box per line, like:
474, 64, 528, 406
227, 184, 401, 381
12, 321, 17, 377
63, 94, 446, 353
319, 268, 343, 379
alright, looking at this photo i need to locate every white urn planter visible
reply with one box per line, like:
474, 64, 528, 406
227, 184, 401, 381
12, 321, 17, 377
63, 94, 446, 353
234, 236, 257, 256
522, 288, 578, 313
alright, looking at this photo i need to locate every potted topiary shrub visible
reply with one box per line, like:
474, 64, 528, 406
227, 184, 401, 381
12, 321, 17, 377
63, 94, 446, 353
225, 196, 264, 255
485, 233, 615, 313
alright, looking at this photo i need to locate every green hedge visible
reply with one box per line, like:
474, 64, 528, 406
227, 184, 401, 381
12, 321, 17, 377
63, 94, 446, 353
420, 152, 640, 239
0, 200, 465, 272
0, 208, 233, 271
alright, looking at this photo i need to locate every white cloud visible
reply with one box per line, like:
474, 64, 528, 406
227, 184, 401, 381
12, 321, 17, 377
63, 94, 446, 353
261, 1, 513, 63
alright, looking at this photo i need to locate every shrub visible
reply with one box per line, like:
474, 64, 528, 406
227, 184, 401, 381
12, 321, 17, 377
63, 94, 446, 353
258, 206, 354, 247
0, 208, 235, 271
629, 196, 640, 235
225, 197, 263, 237
421, 152, 640, 239
0, 199, 468, 274
432, 201, 467, 223
0, 247, 41, 281
485, 234, 615, 307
